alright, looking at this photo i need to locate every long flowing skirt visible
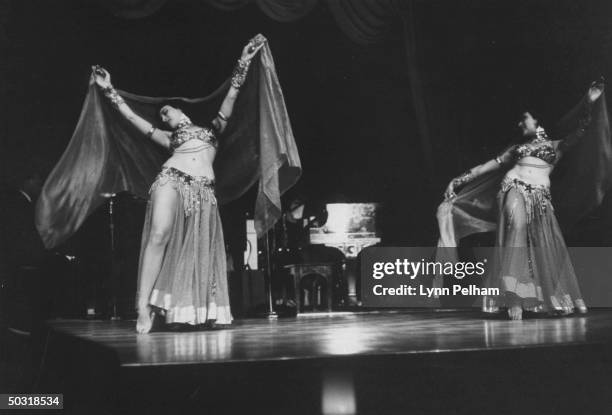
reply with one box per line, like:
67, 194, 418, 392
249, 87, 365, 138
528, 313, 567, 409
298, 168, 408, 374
482, 175, 587, 314
138, 167, 232, 325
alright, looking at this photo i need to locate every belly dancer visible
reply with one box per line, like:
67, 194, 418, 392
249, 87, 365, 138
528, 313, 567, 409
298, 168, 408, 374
441, 81, 604, 320
93, 38, 264, 333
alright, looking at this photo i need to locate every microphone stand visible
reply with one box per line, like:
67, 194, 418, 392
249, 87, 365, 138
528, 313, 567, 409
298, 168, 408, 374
101, 192, 120, 321
261, 229, 277, 319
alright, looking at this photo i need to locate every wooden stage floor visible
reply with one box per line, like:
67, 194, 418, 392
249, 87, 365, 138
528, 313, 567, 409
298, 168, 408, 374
45, 309, 612, 367
38, 309, 612, 414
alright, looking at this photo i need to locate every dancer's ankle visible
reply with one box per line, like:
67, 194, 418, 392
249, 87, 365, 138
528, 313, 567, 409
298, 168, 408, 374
137, 301, 150, 313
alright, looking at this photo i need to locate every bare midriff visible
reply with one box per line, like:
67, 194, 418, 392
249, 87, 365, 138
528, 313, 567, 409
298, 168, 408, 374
162, 142, 217, 179
505, 156, 553, 187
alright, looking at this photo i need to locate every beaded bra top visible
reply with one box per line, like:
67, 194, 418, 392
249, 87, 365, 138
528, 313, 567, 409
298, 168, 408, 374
169, 118, 217, 152
514, 127, 557, 165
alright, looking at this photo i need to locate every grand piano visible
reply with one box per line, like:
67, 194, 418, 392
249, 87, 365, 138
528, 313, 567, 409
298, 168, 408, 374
309, 203, 381, 258
282, 203, 381, 309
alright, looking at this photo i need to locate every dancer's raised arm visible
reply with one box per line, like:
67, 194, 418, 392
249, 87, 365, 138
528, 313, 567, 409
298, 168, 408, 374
556, 79, 604, 155
444, 145, 515, 200
211, 36, 265, 134
93, 66, 171, 149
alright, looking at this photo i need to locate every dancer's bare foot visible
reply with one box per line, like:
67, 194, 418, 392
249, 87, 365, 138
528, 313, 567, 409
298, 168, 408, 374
575, 300, 588, 314
508, 306, 523, 320
136, 305, 154, 334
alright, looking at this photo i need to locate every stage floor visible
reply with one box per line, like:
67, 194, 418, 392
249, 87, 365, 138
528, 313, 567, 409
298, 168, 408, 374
45, 309, 612, 367
36, 309, 612, 414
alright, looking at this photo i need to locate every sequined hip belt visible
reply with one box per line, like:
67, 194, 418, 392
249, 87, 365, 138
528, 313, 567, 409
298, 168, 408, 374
157, 166, 215, 187
150, 167, 217, 216
500, 176, 552, 221
501, 176, 550, 193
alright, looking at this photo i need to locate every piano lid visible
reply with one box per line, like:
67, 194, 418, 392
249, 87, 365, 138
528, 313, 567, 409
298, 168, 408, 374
311, 203, 379, 235
309, 203, 381, 257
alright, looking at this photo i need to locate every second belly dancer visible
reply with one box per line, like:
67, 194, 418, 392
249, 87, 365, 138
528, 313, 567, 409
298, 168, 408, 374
442, 81, 604, 320
93, 36, 265, 333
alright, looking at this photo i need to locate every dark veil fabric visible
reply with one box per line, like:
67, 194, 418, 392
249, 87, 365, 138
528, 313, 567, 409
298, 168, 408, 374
437, 92, 612, 249
552, 95, 612, 231
35, 40, 301, 249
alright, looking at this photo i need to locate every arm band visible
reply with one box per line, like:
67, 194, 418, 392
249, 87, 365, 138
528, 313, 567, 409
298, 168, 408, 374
231, 58, 251, 89
101, 85, 125, 108
147, 126, 156, 138
452, 171, 474, 187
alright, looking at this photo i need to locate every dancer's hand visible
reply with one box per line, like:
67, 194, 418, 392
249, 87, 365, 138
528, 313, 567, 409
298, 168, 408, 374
588, 77, 604, 103
241, 35, 265, 61
92, 65, 112, 88
444, 182, 456, 201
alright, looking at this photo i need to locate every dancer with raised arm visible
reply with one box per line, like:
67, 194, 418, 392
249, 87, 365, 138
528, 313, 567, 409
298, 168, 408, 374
93, 38, 264, 333
35, 35, 302, 333
437, 80, 610, 320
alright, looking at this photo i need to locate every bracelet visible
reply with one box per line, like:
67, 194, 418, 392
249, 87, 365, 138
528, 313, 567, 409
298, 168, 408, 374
452, 171, 473, 187
495, 156, 503, 165
231, 58, 251, 89
101, 85, 125, 108
217, 111, 228, 122
147, 126, 156, 138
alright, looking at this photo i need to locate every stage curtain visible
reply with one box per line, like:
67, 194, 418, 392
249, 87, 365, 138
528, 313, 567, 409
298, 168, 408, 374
205, 0, 317, 21
100, 0, 406, 47
256, 0, 318, 22
399, 2, 434, 176
95, 0, 169, 19
326, 0, 399, 45
204, 0, 250, 12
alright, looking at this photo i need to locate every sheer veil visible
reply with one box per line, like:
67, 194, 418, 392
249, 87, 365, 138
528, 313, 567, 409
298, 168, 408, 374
35, 39, 301, 249
437, 92, 612, 249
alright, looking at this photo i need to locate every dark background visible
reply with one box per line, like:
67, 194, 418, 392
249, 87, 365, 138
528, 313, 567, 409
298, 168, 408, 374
2, 0, 612, 247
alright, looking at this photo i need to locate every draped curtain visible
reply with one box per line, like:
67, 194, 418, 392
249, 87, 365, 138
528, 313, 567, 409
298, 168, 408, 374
94, 0, 168, 19
98, 0, 435, 175
97, 0, 399, 39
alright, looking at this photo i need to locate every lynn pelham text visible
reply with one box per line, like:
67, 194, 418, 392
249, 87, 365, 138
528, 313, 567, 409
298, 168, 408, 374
372, 284, 500, 297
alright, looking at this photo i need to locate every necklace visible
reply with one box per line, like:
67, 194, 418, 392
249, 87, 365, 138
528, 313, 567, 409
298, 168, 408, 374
532, 126, 549, 143
175, 115, 193, 130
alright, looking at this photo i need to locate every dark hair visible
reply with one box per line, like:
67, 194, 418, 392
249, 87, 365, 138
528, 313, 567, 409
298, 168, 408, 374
159, 105, 171, 116
521, 109, 548, 129
159, 105, 184, 116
